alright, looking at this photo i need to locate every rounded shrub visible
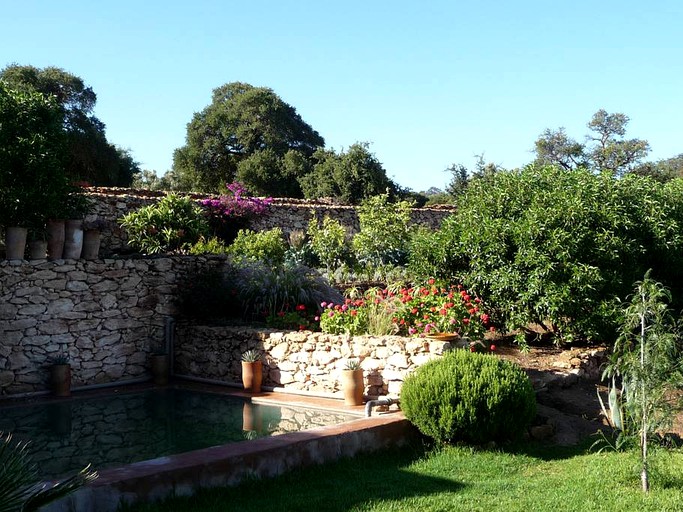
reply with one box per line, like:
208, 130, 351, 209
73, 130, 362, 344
401, 349, 536, 444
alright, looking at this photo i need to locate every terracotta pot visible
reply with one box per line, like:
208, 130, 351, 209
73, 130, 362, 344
5, 227, 27, 260
47, 219, 65, 260
28, 239, 48, 260
50, 364, 71, 397
241, 361, 263, 393
81, 229, 101, 260
63, 219, 83, 259
341, 369, 364, 406
150, 354, 170, 385
242, 402, 262, 431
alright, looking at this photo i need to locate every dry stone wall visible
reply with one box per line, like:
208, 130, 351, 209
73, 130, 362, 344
0, 255, 226, 395
84, 187, 456, 256
175, 325, 452, 398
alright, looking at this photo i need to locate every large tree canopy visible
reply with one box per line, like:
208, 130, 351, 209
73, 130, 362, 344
172, 82, 324, 194
0, 64, 139, 186
299, 142, 398, 205
534, 109, 650, 176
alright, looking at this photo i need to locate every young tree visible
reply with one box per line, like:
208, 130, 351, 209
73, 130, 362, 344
604, 272, 682, 492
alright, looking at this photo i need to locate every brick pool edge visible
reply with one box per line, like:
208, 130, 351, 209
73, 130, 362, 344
46, 413, 417, 512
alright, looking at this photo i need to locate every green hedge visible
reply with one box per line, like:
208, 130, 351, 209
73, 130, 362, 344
401, 349, 536, 444
408, 166, 683, 342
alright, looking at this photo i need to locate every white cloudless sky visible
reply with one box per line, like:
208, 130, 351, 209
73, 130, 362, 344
2, 0, 681, 191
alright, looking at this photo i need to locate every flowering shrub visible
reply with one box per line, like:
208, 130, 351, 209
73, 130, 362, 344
319, 280, 493, 338
266, 303, 320, 331
200, 182, 273, 242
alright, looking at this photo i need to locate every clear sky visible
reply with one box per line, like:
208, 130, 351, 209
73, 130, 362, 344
2, 1, 681, 192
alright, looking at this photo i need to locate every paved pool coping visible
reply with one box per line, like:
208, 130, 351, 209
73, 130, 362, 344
43, 385, 416, 512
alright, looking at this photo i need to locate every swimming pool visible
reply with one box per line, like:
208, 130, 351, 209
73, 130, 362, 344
0, 387, 357, 480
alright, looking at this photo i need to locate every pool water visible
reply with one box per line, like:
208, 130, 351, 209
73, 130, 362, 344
0, 388, 356, 479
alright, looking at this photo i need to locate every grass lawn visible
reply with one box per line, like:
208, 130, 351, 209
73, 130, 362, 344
122, 437, 683, 512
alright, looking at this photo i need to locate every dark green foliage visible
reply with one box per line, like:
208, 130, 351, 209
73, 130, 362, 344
0, 64, 139, 186
409, 165, 683, 342
0, 81, 71, 227
299, 143, 398, 204
172, 82, 323, 194
401, 349, 536, 445
119, 194, 210, 254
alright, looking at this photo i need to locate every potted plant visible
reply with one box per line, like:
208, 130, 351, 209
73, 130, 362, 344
81, 218, 107, 260
27, 224, 48, 260
149, 344, 170, 386
49, 353, 71, 397
241, 349, 263, 393
341, 358, 364, 406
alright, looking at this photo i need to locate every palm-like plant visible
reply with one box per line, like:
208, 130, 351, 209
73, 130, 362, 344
0, 432, 97, 512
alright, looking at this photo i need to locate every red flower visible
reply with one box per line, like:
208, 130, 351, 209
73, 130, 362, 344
296, 304, 306, 311
489, 344, 496, 352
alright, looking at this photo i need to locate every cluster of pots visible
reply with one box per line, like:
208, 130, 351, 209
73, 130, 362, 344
3, 219, 102, 261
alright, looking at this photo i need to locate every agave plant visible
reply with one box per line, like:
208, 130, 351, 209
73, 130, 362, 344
0, 432, 97, 512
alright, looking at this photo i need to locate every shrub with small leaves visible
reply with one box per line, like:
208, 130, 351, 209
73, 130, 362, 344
401, 349, 536, 444
227, 228, 287, 266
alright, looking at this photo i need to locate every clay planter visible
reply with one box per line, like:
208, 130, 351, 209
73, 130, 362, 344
5, 227, 27, 260
241, 361, 263, 393
28, 239, 48, 260
81, 229, 101, 260
50, 364, 72, 397
47, 219, 65, 260
341, 369, 365, 406
150, 354, 170, 385
63, 219, 84, 259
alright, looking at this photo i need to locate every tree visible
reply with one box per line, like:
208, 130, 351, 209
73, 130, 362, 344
533, 109, 649, 175
299, 142, 397, 204
0, 64, 139, 186
631, 154, 683, 183
172, 82, 324, 194
603, 273, 682, 492
0, 80, 70, 227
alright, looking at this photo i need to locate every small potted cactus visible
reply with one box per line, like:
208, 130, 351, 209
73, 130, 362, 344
341, 358, 364, 406
241, 349, 263, 393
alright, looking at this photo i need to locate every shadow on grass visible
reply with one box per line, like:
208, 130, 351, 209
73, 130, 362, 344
123, 441, 466, 512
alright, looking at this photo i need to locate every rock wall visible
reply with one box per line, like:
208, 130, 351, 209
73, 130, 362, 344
83, 187, 456, 256
175, 325, 452, 398
0, 255, 226, 395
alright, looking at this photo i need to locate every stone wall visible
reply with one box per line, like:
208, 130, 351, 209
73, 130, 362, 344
84, 187, 456, 257
175, 325, 452, 398
0, 255, 226, 395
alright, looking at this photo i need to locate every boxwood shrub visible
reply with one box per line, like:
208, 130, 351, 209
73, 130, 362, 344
401, 349, 536, 444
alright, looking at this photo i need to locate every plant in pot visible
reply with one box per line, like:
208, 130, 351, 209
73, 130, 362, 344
49, 353, 71, 397
241, 349, 263, 393
81, 218, 107, 260
27, 224, 48, 260
341, 358, 365, 406
61, 189, 92, 260
149, 344, 170, 386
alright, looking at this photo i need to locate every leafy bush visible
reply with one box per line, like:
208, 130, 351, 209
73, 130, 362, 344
352, 194, 414, 268
227, 228, 287, 265
119, 193, 209, 254
409, 165, 683, 342
235, 261, 343, 321
186, 236, 228, 255
401, 349, 536, 444
307, 214, 350, 272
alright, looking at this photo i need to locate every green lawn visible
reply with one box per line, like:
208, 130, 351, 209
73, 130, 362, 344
123, 439, 683, 512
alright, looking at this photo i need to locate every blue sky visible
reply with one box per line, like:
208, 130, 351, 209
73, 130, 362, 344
2, 1, 681, 191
